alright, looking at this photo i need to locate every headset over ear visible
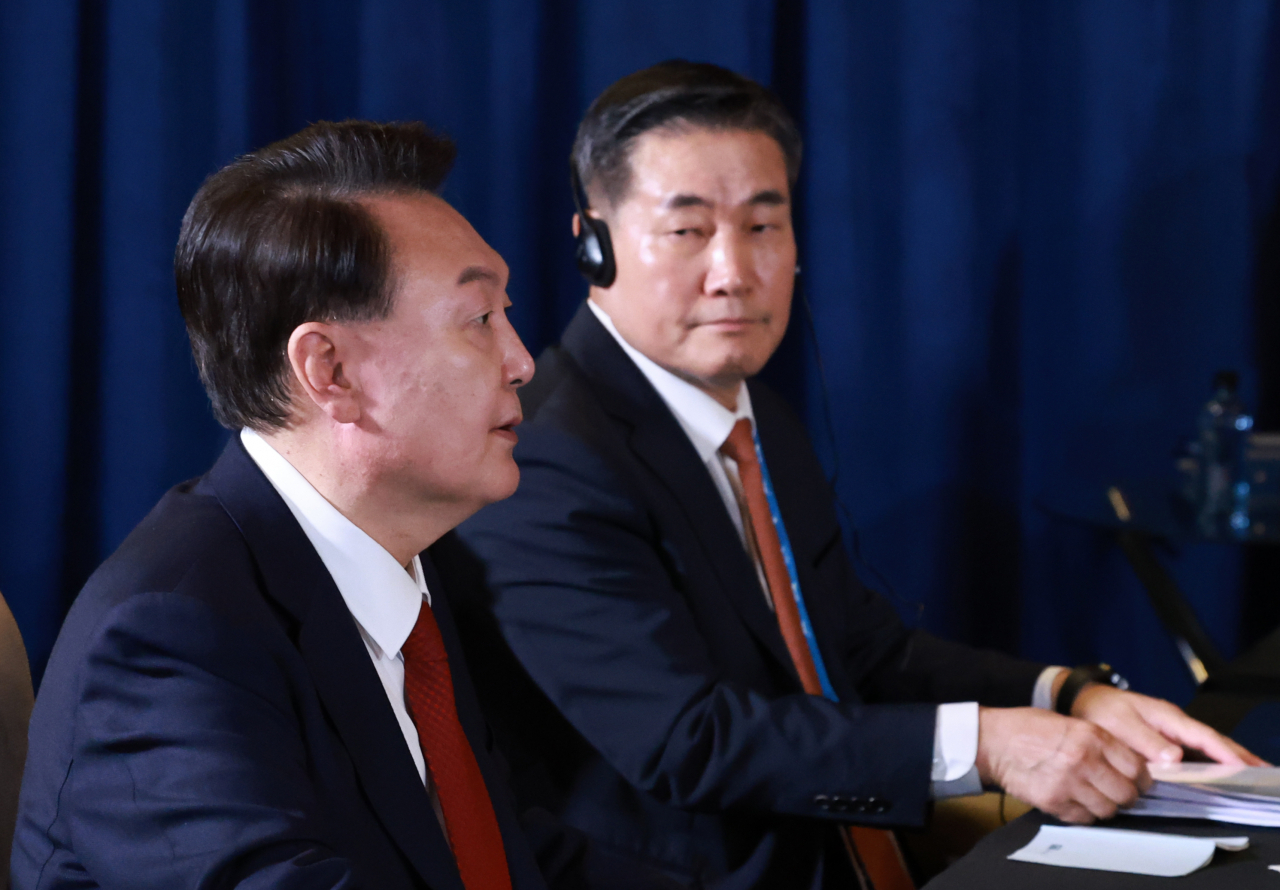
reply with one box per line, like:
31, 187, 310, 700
570, 164, 617, 288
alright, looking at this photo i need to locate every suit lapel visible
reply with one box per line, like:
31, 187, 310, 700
560, 304, 800, 683
204, 438, 465, 890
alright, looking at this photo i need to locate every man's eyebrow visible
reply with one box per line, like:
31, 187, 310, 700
748, 189, 788, 207
457, 266, 501, 286
661, 190, 789, 210
663, 193, 710, 210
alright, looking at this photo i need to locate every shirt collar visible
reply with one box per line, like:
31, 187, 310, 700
240, 428, 428, 660
587, 299, 754, 462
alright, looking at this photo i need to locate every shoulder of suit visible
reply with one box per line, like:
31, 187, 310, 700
520, 344, 581, 418
473, 347, 649, 517
747, 378, 811, 437
70, 479, 263, 629
521, 344, 622, 438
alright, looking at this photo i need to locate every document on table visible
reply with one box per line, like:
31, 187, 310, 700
1126, 764, 1280, 827
1008, 825, 1248, 877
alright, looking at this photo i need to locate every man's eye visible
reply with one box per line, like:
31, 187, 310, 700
477, 312, 493, 325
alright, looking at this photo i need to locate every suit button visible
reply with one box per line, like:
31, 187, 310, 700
874, 800, 891, 814
814, 794, 832, 812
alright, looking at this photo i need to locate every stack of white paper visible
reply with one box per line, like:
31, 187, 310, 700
1126, 763, 1280, 827
1008, 824, 1248, 876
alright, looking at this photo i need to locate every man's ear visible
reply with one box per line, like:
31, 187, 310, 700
286, 322, 361, 424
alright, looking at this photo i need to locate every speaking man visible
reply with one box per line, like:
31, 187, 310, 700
12, 120, 638, 890
443, 62, 1261, 890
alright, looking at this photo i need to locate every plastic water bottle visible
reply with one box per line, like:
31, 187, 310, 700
1196, 370, 1253, 536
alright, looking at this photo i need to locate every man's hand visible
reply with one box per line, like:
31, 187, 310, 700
976, 689, 1268, 825
1071, 684, 1266, 767
975, 707, 1152, 824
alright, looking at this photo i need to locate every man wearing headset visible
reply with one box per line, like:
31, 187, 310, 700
441, 62, 1260, 890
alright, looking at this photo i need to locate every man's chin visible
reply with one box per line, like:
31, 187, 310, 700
688, 334, 777, 375
703, 356, 768, 388
483, 464, 522, 505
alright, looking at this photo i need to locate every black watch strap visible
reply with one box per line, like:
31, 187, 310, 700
1055, 663, 1130, 716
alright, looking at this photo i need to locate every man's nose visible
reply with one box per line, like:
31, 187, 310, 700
503, 323, 535, 388
704, 230, 753, 296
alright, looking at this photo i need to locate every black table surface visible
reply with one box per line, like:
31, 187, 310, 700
922, 809, 1280, 889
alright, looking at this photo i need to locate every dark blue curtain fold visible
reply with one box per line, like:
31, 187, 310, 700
2, 0, 1278, 699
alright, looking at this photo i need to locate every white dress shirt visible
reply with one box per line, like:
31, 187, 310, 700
240, 428, 448, 831
585, 300, 1075, 797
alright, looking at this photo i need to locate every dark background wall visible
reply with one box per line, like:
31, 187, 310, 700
2, 0, 1278, 702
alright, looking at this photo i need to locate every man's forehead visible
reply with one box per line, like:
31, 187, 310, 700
363, 192, 506, 284
621, 127, 790, 209
362, 191, 461, 244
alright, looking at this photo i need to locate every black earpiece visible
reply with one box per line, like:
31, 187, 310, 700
570, 165, 617, 288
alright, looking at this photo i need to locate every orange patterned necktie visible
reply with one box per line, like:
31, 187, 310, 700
721, 419, 914, 890
401, 602, 513, 890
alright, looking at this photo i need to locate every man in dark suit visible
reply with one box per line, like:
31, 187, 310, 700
444, 62, 1260, 889
11, 120, 632, 890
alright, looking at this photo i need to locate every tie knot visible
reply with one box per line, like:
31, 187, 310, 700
720, 418, 757, 467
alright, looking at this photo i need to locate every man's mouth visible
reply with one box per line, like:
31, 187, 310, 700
700, 316, 763, 329
491, 414, 522, 443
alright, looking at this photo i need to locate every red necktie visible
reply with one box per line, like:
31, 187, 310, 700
401, 602, 513, 890
721, 419, 915, 890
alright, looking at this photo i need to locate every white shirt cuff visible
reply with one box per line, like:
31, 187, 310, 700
1033, 666, 1070, 711
930, 702, 982, 798
926, 668, 1070, 799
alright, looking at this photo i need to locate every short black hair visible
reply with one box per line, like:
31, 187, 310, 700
571, 60, 802, 210
175, 119, 456, 431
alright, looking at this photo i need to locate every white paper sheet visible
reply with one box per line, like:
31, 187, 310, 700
1007, 825, 1248, 877
1150, 763, 1280, 796
1126, 764, 1280, 827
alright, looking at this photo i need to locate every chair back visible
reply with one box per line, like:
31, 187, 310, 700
0, 594, 32, 886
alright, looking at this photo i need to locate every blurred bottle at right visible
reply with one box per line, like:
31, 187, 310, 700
1195, 370, 1253, 537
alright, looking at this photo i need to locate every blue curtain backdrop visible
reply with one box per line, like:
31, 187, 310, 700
2, 1, 1279, 701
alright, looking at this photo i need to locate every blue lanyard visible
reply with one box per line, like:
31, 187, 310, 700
751, 426, 840, 702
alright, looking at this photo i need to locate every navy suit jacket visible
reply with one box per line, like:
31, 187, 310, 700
442, 303, 1047, 889
11, 437, 583, 890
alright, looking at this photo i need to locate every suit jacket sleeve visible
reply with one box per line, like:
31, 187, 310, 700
56, 590, 359, 890
456, 423, 941, 827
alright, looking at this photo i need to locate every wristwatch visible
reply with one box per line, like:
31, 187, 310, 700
1055, 663, 1130, 716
